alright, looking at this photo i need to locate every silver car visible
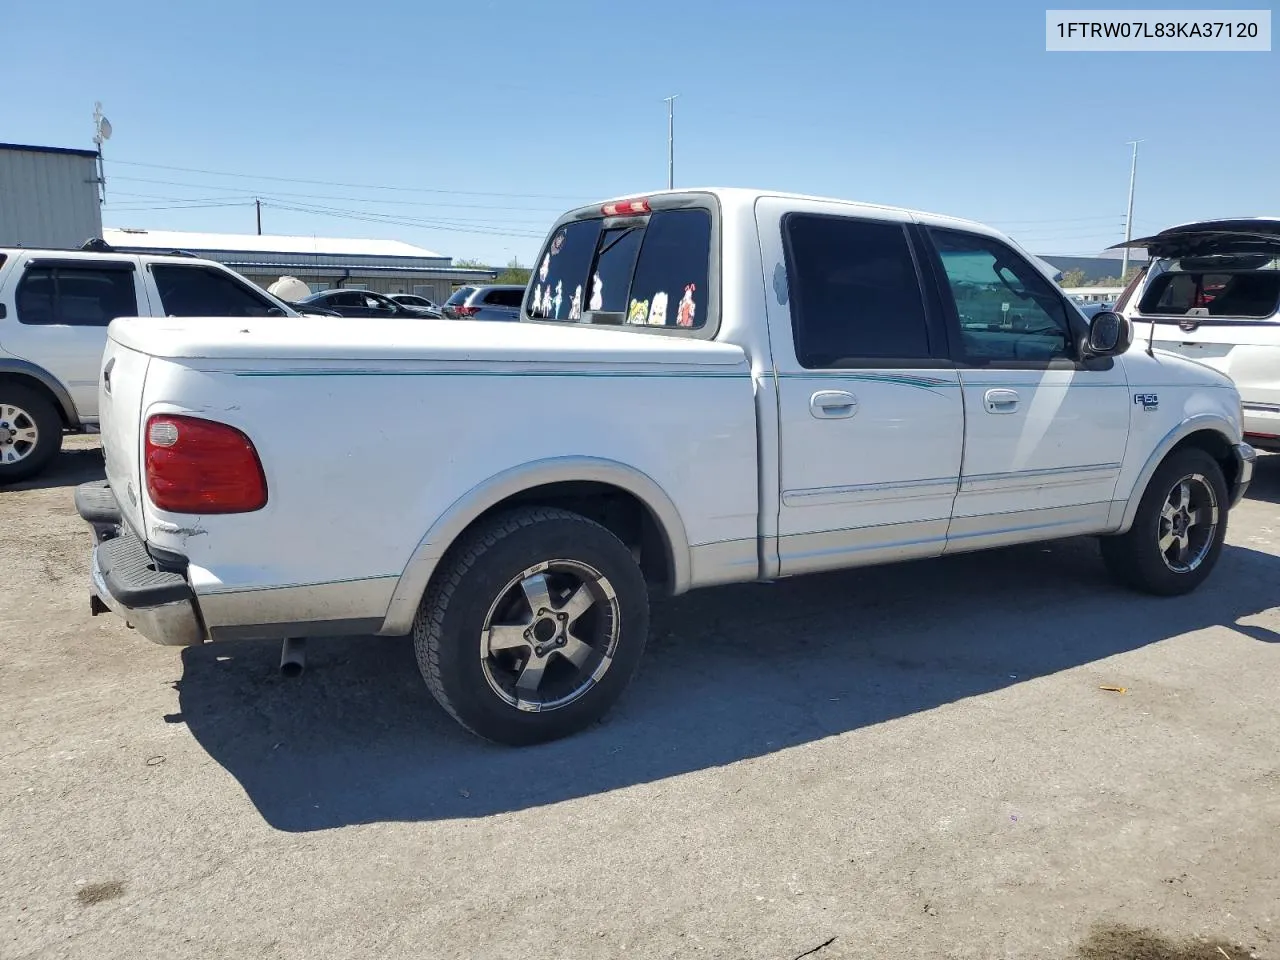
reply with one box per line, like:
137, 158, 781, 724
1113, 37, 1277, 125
441, 284, 526, 321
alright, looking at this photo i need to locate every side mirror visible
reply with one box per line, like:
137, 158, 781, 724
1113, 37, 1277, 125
1084, 310, 1132, 358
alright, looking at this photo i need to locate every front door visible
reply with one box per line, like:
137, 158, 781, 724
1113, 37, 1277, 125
758, 201, 965, 576
922, 227, 1130, 551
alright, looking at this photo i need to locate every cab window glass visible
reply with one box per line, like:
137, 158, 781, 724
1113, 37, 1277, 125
930, 229, 1072, 363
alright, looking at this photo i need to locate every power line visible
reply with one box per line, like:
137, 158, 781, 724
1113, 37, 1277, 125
258, 201, 547, 239
105, 188, 557, 225
107, 175, 572, 213
105, 158, 592, 201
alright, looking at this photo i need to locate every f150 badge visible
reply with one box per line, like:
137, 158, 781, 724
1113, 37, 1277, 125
1134, 393, 1159, 412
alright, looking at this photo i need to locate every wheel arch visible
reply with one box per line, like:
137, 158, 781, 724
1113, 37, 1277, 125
1116, 415, 1239, 533
0, 359, 79, 428
379, 457, 692, 636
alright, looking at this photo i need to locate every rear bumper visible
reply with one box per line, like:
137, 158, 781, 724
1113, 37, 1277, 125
1231, 442, 1257, 508
76, 481, 206, 646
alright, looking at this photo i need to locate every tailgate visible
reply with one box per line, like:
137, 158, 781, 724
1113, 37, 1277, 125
99, 334, 149, 537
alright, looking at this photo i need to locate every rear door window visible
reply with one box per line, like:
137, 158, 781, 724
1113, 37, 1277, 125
446, 287, 475, 306
484, 288, 524, 307
526, 209, 711, 329
784, 215, 931, 365
16, 265, 139, 326
153, 265, 277, 318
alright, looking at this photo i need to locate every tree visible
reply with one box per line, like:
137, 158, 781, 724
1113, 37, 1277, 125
453, 257, 488, 269
496, 257, 531, 286
1059, 268, 1088, 289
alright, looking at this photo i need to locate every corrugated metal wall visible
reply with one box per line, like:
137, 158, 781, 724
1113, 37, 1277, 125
0, 149, 102, 248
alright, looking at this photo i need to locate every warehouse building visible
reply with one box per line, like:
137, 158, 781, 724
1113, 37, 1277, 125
0, 142, 103, 248
103, 227, 496, 302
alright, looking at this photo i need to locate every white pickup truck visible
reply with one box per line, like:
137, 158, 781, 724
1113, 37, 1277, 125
77, 188, 1255, 745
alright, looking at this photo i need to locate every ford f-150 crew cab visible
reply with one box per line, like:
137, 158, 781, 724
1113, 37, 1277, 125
77, 188, 1255, 745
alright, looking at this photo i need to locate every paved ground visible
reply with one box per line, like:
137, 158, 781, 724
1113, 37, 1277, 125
3, 436, 1279, 960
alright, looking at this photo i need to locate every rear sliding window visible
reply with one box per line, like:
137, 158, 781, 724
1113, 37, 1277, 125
1138, 266, 1280, 319
526, 209, 711, 329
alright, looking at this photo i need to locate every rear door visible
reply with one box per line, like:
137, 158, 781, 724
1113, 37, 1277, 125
758, 199, 965, 575
481, 287, 522, 321
921, 227, 1130, 550
2, 255, 145, 421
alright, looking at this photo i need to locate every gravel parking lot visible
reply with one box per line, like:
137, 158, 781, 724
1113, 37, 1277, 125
3, 436, 1279, 960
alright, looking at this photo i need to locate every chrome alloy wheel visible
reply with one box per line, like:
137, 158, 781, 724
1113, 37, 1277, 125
1158, 473, 1219, 574
480, 559, 621, 712
0, 404, 39, 465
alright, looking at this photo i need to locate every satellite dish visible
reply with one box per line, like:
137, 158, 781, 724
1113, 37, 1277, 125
99, 118, 112, 141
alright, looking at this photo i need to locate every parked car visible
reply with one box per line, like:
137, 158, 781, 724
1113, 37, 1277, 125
389, 293, 440, 312
296, 289, 441, 318
1113, 217, 1280, 450
0, 244, 307, 483
77, 188, 1253, 746
441, 284, 525, 321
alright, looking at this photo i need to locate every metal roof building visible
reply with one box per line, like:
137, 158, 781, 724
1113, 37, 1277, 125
0, 142, 103, 249
102, 227, 497, 302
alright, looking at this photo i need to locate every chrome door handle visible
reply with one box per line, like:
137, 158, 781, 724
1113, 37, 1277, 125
984, 388, 1019, 413
810, 390, 858, 419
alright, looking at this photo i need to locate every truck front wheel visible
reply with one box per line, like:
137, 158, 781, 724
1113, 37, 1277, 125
412, 507, 650, 745
1100, 447, 1229, 596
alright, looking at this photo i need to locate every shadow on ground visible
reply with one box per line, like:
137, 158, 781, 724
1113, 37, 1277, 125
175, 527, 1280, 832
1241, 449, 1280, 506
9, 445, 104, 491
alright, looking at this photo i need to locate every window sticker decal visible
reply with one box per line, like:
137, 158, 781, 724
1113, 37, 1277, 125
628, 298, 650, 325
550, 230, 566, 256
589, 273, 604, 311
539, 254, 551, 283
569, 284, 583, 320
677, 284, 697, 327
647, 290, 669, 326
552, 280, 564, 319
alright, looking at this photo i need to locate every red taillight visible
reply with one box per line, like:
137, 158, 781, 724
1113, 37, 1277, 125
601, 198, 651, 216
145, 414, 267, 514
454, 305, 479, 317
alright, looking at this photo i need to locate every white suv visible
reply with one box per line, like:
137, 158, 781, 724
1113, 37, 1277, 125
1117, 218, 1280, 449
0, 245, 303, 482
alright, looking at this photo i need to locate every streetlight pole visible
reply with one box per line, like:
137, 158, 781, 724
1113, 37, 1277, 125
1121, 139, 1144, 282
663, 95, 679, 190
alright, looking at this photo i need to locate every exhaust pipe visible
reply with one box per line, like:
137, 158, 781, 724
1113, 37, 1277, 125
279, 637, 306, 678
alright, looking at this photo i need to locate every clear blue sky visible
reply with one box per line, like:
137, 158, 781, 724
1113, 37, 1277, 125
3, 0, 1276, 265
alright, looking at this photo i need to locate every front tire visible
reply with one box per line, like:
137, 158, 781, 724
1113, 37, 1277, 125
413, 507, 650, 745
0, 385, 63, 484
1100, 447, 1228, 596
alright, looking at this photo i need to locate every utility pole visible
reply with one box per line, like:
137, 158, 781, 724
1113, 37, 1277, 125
1121, 139, 1144, 282
255, 198, 262, 235
663, 95, 679, 190
92, 102, 112, 204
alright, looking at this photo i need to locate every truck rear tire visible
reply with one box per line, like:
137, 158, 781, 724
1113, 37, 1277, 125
412, 507, 650, 745
1099, 447, 1228, 596
0, 384, 63, 484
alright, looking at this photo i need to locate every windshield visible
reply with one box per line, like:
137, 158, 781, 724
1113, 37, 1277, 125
446, 287, 475, 305
1138, 256, 1280, 321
